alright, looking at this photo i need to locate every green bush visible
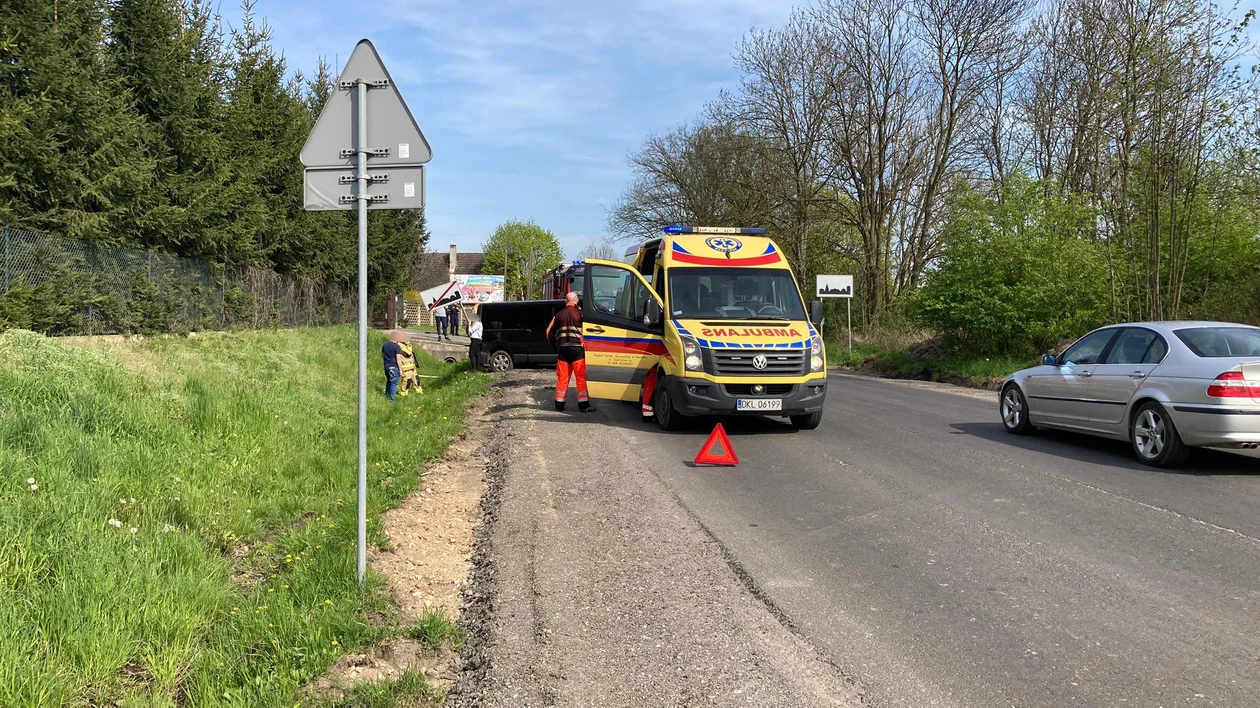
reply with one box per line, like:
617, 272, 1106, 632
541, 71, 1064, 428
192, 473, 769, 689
912, 177, 1110, 356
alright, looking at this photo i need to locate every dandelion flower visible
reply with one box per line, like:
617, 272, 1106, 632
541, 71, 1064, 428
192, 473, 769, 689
130, 528, 138, 534
108, 518, 123, 528
26, 478, 35, 485
268, 588, 274, 593
28, 483, 38, 492
331, 640, 339, 647
324, 599, 333, 606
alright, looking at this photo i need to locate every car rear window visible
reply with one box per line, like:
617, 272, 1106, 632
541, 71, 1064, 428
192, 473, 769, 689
1174, 327, 1260, 357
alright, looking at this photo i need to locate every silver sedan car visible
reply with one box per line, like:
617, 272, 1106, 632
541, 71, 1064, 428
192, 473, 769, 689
1000, 322, 1260, 467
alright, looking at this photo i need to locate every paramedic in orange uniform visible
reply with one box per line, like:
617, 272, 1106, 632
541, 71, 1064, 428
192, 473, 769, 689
546, 292, 594, 413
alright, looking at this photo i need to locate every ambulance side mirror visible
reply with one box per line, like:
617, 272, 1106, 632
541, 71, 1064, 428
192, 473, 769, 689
644, 299, 664, 330
809, 300, 825, 327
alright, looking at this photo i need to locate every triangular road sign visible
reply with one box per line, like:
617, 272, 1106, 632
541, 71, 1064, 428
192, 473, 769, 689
301, 39, 432, 169
694, 423, 739, 466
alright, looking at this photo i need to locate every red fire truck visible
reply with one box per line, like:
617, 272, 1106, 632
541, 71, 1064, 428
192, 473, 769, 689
541, 261, 586, 299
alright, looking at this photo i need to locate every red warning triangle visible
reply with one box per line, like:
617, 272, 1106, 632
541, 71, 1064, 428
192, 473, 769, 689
695, 423, 739, 466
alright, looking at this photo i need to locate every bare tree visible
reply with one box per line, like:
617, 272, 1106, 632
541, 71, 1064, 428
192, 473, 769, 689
813, 0, 927, 319
607, 120, 780, 242
725, 8, 835, 281
578, 241, 618, 260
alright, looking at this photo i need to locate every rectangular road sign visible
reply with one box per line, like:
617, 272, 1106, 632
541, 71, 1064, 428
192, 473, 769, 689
817, 274, 853, 298
303, 164, 425, 211
300, 40, 431, 170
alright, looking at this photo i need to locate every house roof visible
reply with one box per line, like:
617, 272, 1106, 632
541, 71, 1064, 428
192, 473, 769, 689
413, 250, 487, 290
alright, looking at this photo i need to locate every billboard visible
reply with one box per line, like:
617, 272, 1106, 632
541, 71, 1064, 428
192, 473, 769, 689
455, 274, 505, 304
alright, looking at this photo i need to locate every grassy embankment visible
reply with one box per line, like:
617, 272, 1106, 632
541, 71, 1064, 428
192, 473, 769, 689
0, 326, 487, 706
825, 330, 1036, 390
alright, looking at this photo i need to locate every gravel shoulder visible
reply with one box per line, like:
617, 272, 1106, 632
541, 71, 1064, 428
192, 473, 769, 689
452, 371, 864, 707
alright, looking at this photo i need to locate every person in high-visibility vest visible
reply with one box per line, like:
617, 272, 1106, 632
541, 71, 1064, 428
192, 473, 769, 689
545, 292, 594, 413
397, 339, 421, 396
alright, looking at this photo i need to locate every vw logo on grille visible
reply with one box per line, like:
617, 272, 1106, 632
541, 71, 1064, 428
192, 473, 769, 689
752, 355, 768, 370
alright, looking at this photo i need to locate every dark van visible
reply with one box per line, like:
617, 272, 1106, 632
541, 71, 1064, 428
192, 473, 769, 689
477, 300, 567, 372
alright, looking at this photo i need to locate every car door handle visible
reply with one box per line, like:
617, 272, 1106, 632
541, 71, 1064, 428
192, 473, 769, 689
1130, 371, 1147, 379
586, 326, 605, 334
1079, 371, 1092, 377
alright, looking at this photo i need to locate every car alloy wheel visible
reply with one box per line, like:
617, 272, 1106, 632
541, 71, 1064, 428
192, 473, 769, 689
1133, 408, 1166, 460
1000, 385, 1033, 435
1130, 402, 1189, 468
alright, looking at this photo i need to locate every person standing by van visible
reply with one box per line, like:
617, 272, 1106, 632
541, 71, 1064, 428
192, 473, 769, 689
467, 311, 483, 369
546, 292, 593, 413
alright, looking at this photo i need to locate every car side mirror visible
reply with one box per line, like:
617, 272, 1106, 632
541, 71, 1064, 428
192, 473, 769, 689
809, 300, 825, 326
1042, 354, 1057, 366
644, 299, 663, 329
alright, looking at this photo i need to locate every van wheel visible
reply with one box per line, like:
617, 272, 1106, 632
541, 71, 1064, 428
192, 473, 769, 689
655, 384, 684, 431
790, 411, 823, 430
488, 350, 514, 373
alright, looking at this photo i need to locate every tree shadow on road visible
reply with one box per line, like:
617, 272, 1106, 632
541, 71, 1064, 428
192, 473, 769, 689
951, 421, 1260, 476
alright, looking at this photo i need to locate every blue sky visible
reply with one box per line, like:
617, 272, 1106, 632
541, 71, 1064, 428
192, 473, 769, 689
222, 0, 797, 259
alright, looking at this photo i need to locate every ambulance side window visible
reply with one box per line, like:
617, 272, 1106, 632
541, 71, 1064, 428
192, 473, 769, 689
590, 264, 653, 324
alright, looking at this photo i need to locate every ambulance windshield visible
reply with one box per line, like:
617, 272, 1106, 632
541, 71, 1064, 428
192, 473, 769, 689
668, 268, 807, 321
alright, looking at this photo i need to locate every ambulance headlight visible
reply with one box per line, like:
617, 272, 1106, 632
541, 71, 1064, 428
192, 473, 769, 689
810, 336, 824, 371
681, 337, 703, 371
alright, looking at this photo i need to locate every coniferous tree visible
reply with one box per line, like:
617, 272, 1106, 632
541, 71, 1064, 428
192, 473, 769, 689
106, 0, 233, 256
0, 0, 154, 240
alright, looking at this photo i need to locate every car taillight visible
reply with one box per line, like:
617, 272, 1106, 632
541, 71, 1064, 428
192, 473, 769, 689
1207, 371, 1259, 398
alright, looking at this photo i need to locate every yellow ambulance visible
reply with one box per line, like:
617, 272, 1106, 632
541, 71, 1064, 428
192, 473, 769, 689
578, 225, 828, 430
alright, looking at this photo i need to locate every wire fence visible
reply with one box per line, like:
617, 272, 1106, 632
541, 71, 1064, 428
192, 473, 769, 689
0, 226, 356, 335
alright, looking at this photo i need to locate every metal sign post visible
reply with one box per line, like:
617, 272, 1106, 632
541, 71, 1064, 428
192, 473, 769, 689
301, 39, 431, 592
816, 275, 854, 355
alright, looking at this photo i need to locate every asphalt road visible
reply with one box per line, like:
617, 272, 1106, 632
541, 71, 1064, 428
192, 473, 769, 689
593, 372, 1260, 707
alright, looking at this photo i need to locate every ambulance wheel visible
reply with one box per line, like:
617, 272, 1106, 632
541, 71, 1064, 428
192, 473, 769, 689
790, 411, 823, 430
655, 384, 684, 432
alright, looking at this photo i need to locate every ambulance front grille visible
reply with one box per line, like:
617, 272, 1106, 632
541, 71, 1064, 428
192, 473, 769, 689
708, 350, 806, 376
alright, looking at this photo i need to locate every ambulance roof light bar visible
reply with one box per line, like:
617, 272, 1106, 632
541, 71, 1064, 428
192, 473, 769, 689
663, 224, 768, 235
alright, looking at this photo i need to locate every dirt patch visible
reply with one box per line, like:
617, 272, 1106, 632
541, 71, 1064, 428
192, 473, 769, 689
371, 393, 492, 623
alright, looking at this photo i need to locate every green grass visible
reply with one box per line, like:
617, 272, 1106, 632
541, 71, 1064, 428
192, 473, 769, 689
407, 610, 465, 651
0, 326, 488, 706
828, 343, 1033, 389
